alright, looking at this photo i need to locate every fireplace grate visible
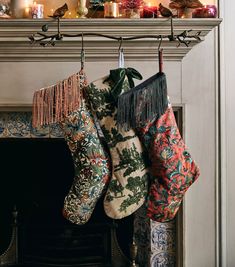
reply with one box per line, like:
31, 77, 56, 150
20, 224, 113, 267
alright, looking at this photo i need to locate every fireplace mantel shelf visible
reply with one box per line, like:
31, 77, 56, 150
0, 18, 221, 61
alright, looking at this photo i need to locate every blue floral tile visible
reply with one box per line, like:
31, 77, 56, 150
6, 112, 31, 138
49, 123, 64, 138
151, 221, 176, 252
0, 113, 8, 137
151, 252, 175, 267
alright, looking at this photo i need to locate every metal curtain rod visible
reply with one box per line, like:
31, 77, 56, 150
29, 17, 202, 47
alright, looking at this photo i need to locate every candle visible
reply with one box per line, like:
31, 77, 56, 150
31, 2, 44, 18
80, 0, 87, 7
104, 1, 119, 18
11, 0, 33, 18
192, 5, 217, 18
143, 3, 158, 18
24, 6, 32, 18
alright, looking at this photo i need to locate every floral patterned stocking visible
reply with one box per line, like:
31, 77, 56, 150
60, 70, 111, 224
137, 104, 200, 222
61, 97, 111, 224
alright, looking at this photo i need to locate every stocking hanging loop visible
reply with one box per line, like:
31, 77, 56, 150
158, 36, 162, 51
158, 37, 163, 73
80, 32, 85, 70
118, 37, 125, 68
118, 36, 123, 51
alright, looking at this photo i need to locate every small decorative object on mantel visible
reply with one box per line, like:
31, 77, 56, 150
0, 0, 11, 18
49, 3, 68, 18
169, 0, 203, 18
87, 0, 104, 18
192, 5, 217, 18
31, 2, 44, 18
159, 3, 173, 17
104, 1, 119, 18
11, 0, 33, 18
122, 0, 143, 18
77, 0, 88, 18
143, 3, 158, 18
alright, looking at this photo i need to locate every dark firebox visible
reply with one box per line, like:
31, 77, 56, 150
0, 139, 133, 267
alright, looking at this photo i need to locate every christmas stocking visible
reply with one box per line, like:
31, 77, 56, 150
86, 68, 149, 219
117, 72, 199, 222
61, 74, 111, 225
137, 103, 200, 222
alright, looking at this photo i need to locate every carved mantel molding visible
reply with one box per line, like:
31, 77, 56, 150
0, 18, 222, 62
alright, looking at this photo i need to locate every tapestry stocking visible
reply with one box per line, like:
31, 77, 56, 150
137, 103, 200, 222
116, 72, 199, 222
60, 73, 111, 224
61, 96, 111, 224
86, 68, 149, 219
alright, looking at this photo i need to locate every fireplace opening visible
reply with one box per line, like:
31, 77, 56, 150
0, 107, 183, 266
0, 138, 133, 267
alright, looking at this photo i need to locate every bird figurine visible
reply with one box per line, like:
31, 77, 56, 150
159, 3, 174, 17
49, 3, 68, 18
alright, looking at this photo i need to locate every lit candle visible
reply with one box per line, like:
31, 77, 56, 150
80, 0, 87, 7
143, 3, 158, 18
24, 6, 32, 18
31, 2, 44, 19
104, 1, 119, 18
11, 0, 33, 18
192, 5, 217, 18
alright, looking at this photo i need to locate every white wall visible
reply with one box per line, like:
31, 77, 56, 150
183, 31, 217, 267
220, 0, 235, 266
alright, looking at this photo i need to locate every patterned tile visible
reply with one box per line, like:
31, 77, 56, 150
0, 112, 65, 138
31, 124, 50, 138
134, 206, 177, 266
150, 220, 176, 267
49, 123, 64, 138
151, 252, 175, 267
6, 112, 31, 138
0, 112, 8, 137
151, 221, 176, 252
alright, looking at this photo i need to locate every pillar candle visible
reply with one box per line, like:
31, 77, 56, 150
31, 2, 44, 18
104, 1, 119, 18
143, 4, 158, 18
11, 0, 33, 18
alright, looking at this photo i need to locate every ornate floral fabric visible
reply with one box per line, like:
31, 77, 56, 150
86, 68, 149, 219
61, 95, 111, 225
137, 104, 200, 222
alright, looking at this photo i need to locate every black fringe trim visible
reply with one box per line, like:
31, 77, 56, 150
117, 72, 168, 130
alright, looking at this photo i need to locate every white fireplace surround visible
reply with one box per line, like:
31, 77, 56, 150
0, 18, 221, 267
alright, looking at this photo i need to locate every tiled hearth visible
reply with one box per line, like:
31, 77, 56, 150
0, 111, 178, 267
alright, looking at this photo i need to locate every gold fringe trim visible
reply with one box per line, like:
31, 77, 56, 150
32, 71, 87, 128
